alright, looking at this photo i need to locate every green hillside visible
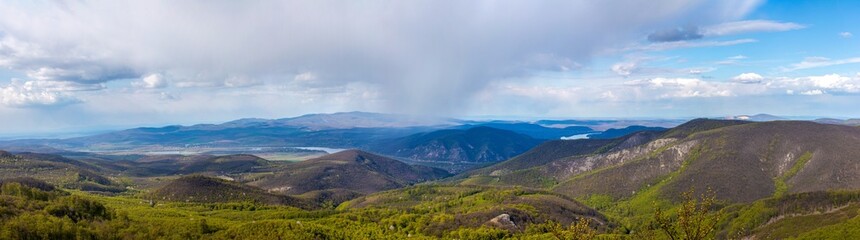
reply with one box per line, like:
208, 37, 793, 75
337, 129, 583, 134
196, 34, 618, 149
5, 119, 860, 239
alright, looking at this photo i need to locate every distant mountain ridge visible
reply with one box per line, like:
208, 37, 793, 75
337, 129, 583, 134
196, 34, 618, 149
0, 112, 690, 165
220, 111, 458, 130
371, 126, 543, 163
814, 118, 860, 126
459, 122, 594, 140
586, 125, 667, 139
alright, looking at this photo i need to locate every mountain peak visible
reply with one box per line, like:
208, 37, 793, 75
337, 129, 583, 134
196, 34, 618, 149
662, 118, 750, 138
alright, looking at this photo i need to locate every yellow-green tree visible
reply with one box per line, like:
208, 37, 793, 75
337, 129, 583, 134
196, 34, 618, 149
653, 188, 722, 240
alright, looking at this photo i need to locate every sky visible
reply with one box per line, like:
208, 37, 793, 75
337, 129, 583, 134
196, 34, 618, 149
0, 0, 858, 135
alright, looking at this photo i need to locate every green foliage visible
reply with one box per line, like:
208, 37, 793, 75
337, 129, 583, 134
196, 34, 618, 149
588, 144, 706, 232
722, 191, 860, 238
1, 182, 58, 201
524, 218, 597, 240
753, 204, 860, 239
581, 194, 615, 211
7, 177, 860, 239
773, 152, 813, 198
725, 200, 775, 237
790, 209, 860, 239
498, 168, 558, 188
1, 213, 80, 240
0, 182, 612, 239
446, 227, 510, 240
45, 196, 112, 223
653, 188, 722, 240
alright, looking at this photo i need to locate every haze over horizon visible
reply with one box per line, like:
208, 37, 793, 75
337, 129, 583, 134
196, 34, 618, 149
1, 0, 859, 135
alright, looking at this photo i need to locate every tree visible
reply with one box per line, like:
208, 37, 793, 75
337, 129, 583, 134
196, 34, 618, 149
653, 188, 722, 240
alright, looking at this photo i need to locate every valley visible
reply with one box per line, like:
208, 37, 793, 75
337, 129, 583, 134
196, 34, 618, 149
3, 114, 860, 239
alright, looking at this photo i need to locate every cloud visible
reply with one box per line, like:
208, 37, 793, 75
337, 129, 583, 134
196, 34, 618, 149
172, 74, 261, 88
700, 20, 805, 37
732, 72, 764, 83
0, 36, 138, 83
774, 74, 860, 94
481, 72, 860, 118
629, 39, 757, 52
784, 57, 860, 71
716, 55, 748, 65
647, 26, 703, 42
612, 62, 638, 77
293, 72, 318, 82
609, 54, 716, 78
0, 0, 763, 114
159, 92, 179, 100
624, 77, 734, 98
132, 73, 167, 89
806, 74, 859, 92
840, 32, 853, 38
645, 20, 801, 43
0, 80, 82, 107
223, 76, 261, 88
800, 89, 824, 95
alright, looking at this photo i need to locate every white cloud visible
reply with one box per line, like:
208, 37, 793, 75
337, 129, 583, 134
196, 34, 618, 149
784, 57, 860, 71
502, 85, 583, 102
624, 78, 734, 98
223, 76, 260, 88
774, 74, 860, 95
800, 89, 824, 95
609, 55, 712, 77
688, 68, 715, 75
732, 72, 764, 83
448, 71, 860, 118
611, 62, 638, 76
172, 75, 261, 88
807, 74, 859, 91
132, 73, 167, 89
840, 32, 853, 38
0, 80, 82, 107
0, 0, 763, 113
294, 72, 318, 82
701, 20, 805, 37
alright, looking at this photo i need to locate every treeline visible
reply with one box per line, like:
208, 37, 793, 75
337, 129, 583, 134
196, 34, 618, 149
10, 177, 854, 239
0, 178, 602, 239
0, 178, 221, 239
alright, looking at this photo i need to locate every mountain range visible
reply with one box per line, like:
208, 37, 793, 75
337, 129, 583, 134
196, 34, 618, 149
0, 112, 681, 165
5, 117, 860, 238
370, 127, 543, 163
